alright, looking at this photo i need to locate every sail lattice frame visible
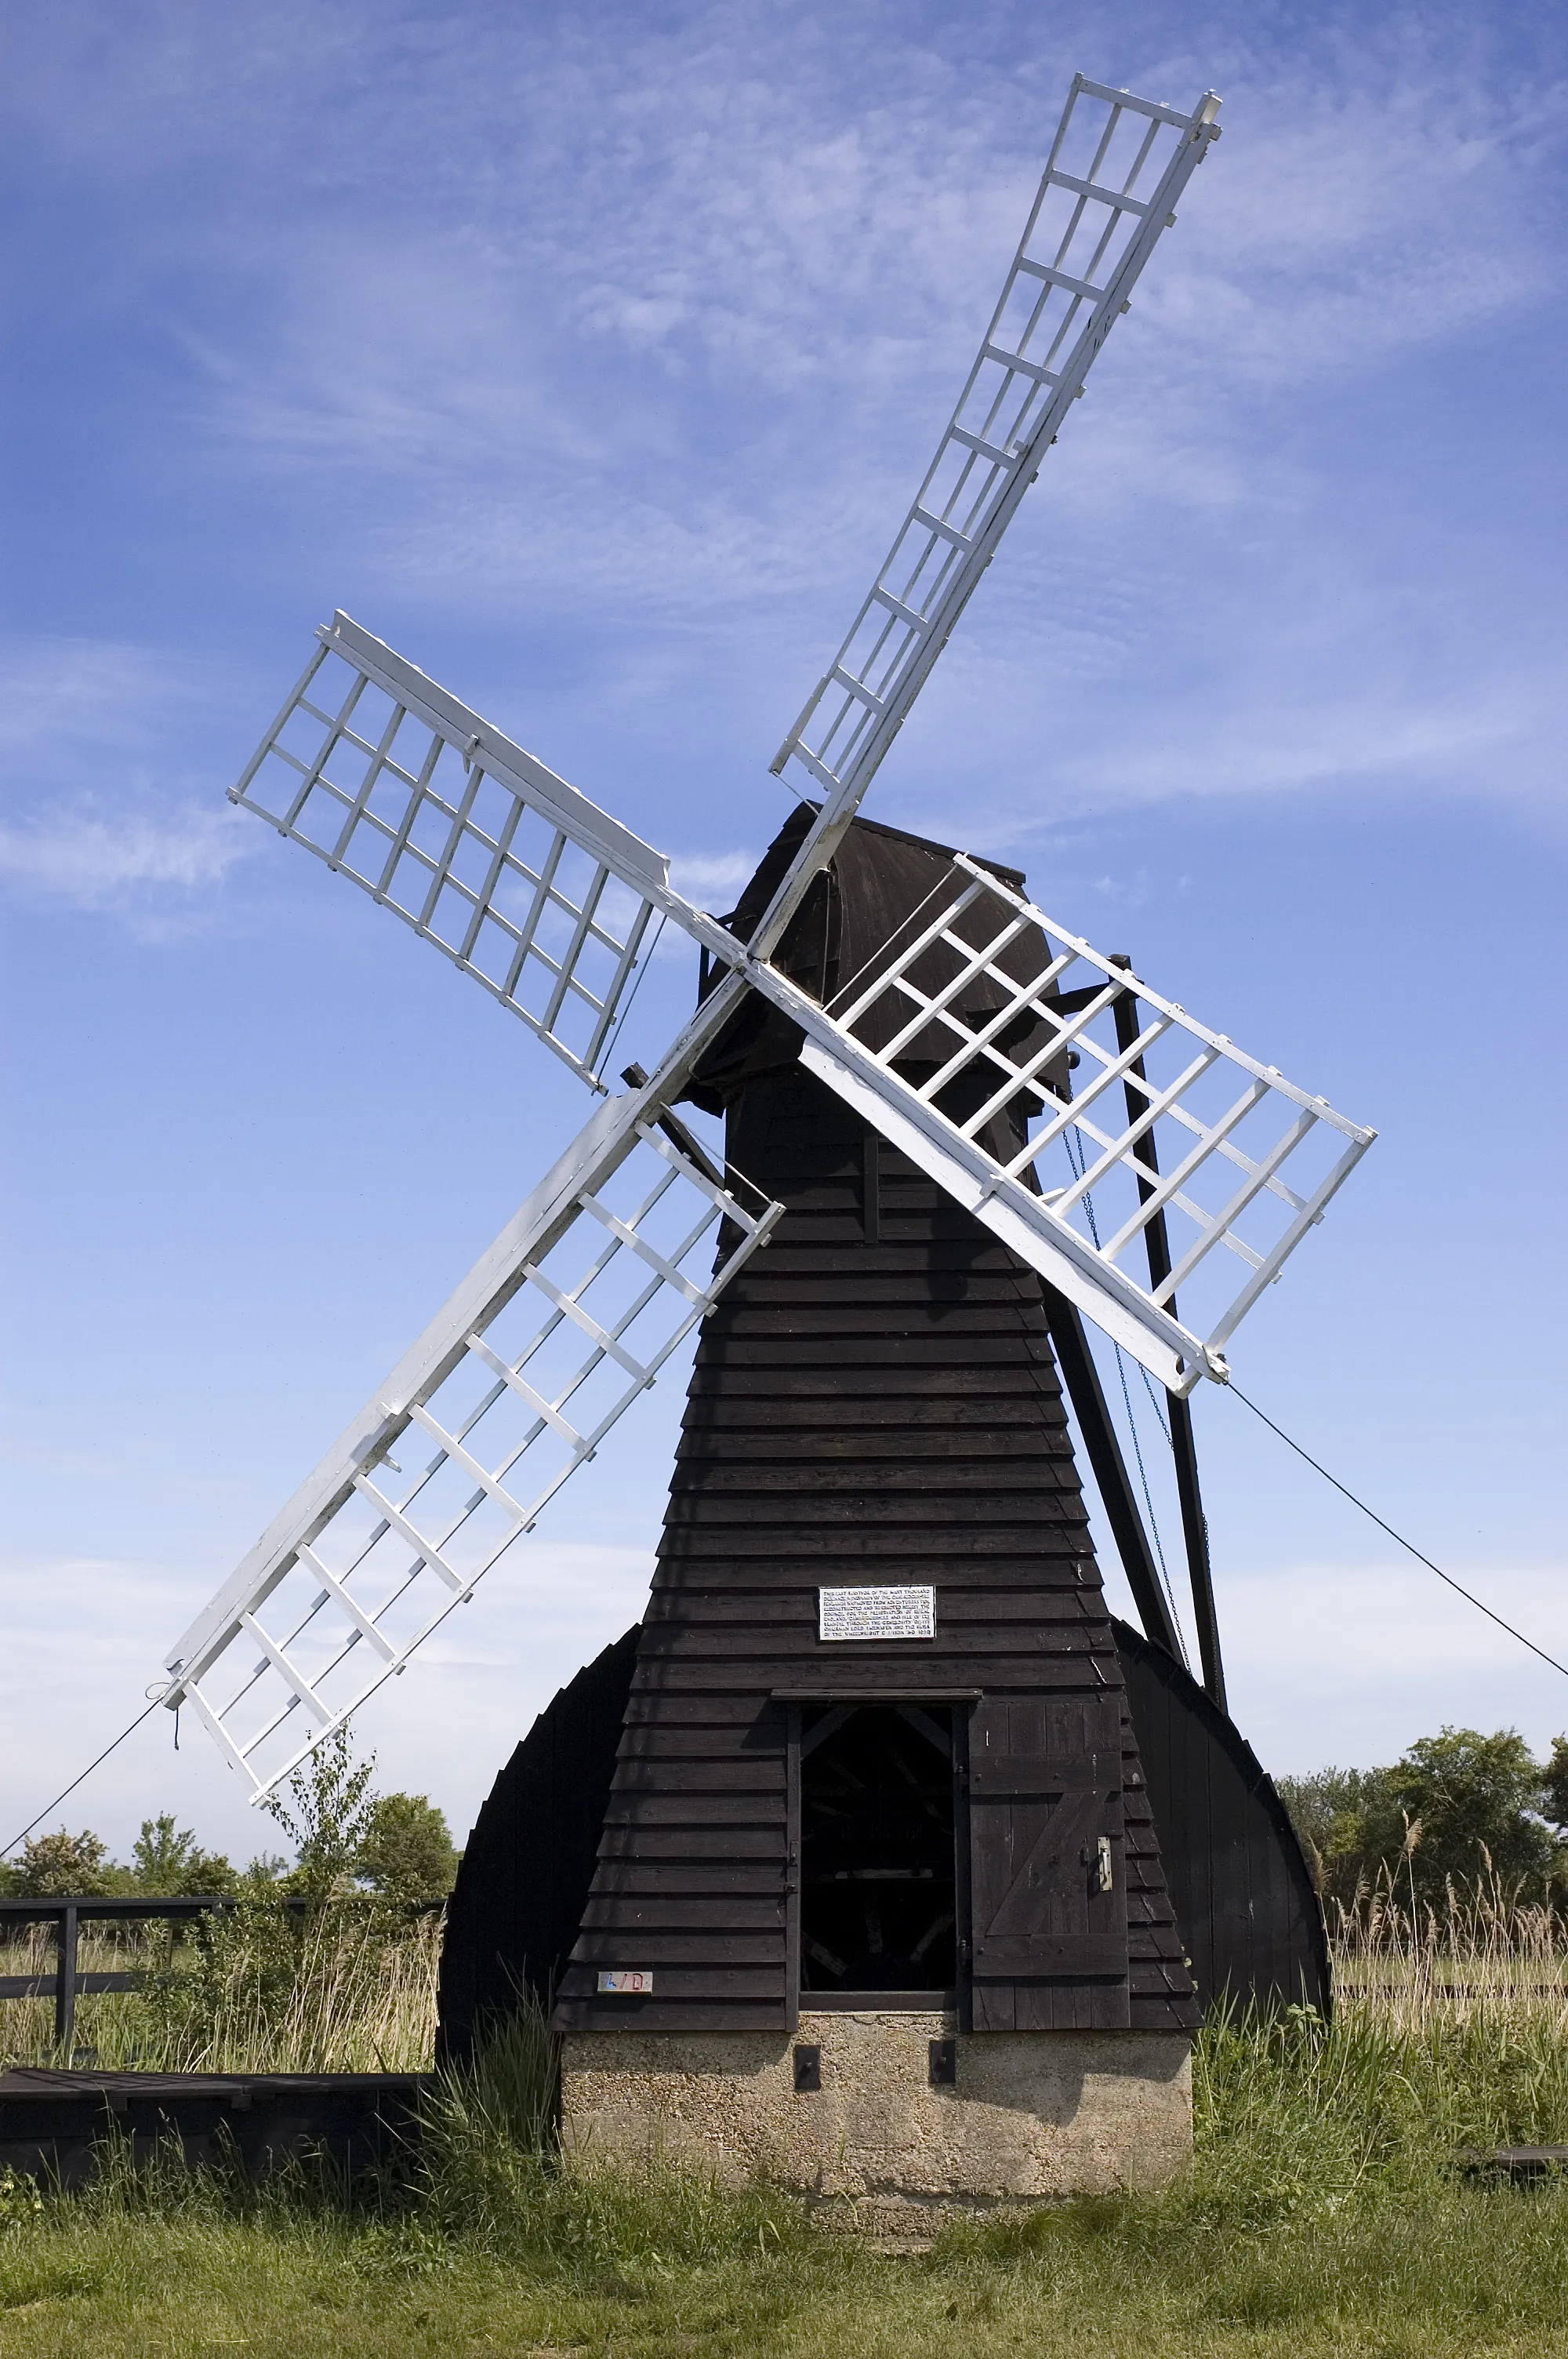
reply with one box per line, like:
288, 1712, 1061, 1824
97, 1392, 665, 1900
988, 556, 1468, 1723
771, 76, 1221, 813
761, 856, 1374, 1394
231, 614, 713, 1088
162, 1088, 781, 1797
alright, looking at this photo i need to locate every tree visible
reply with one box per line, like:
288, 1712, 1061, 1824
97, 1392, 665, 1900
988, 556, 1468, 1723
1542, 1736, 1568, 1836
262, 1728, 378, 1898
357, 1793, 458, 1902
1388, 1726, 1558, 1901
1275, 1766, 1405, 1906
9, 1827, 113, 1898
1279, 1730, 1568, 1909
129, 1814, 237, 1896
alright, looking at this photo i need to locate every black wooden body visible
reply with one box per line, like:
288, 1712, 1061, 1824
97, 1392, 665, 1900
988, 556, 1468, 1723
437, 1628, 640, 2064
1115, 1619, 1329, 2014
552, 1046, 1197, 2036
436, 1604, 1320, 2047
438, 1609, 1326, 2053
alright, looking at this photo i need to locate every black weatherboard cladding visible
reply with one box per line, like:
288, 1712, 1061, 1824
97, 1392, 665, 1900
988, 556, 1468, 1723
550, 812, 1198, 2037
436, 1611, 1328, 2040
1115, 1617, 1330, 2016
437, 1627, 641, 2065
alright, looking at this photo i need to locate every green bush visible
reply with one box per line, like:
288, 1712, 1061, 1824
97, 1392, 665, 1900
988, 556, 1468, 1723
129, 1814, 237, 1897
357, 1794, 457, 1901
8, 1827, 115, 1898
263, 1728, 378, 1900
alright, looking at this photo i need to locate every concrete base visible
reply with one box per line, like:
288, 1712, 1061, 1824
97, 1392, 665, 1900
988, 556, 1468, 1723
561, 2011, 1190, 2216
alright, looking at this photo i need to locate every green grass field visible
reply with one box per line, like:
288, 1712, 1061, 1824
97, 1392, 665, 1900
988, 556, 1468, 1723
3, 2143, 1568, 2357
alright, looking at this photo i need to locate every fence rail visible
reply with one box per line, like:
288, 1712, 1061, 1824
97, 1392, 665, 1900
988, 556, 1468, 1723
0, 1894, 443, 2053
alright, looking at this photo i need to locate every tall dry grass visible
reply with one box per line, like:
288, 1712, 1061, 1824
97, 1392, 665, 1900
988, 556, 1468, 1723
1328, 1863, 1568, 2035
0, 1903, 443, 2074
1168, 1864, 1568, 2221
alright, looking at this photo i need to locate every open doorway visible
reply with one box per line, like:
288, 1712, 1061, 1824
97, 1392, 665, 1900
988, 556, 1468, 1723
798, 1703, 957, 1994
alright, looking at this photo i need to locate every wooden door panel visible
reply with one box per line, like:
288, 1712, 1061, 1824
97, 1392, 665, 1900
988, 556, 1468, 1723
977, 1787, 1102, 1936
971, 1932, 1127, 1977
967, 1694, 1130, 2029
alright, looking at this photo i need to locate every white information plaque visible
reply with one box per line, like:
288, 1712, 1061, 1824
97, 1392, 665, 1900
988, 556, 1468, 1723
597, 1968, 653, 1994
818, 1585, 936, 1642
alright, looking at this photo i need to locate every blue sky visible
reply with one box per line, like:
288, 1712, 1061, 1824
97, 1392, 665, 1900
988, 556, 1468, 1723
3, 0, 1566, 1866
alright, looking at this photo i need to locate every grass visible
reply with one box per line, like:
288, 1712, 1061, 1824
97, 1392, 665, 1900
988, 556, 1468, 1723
5, 1895, 1568, 2354
0, 1902, 442, 2073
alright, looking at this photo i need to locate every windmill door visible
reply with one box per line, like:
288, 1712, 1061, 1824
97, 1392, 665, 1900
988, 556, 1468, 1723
967, 1695, 1130, 2030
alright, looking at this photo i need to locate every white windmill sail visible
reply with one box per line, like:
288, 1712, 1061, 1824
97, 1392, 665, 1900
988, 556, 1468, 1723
751, 75, 1221, 960
158, 70, 1373, 1798
162, 1052, 780, 1797
230, 612, 739, 1089
742, 858, 1374, 1395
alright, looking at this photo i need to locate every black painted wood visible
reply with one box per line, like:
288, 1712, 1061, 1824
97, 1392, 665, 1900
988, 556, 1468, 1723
1115, 1617, 1330, 2015
969, 1694, 1130, 2030
541, 812, 1199, 2036
441, 1614, 1327, 2044
0, 2070, 426, 2190
436, 1628, 640, 2065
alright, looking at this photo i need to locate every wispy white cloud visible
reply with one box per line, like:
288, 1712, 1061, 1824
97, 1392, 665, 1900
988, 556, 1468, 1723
0, 805, 247, 907
10, 8, 1562, 838
152, 26, 1566, 624
0, 633, 258, 913
668, 849, 761, 904
0, 636, 179, 758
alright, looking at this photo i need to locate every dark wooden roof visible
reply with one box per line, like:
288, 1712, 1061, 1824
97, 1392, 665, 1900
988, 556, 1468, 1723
688, 808, 1067, 1112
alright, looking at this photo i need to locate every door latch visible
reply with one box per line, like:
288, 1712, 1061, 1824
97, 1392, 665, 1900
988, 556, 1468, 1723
1096, 1835, 1114, 1894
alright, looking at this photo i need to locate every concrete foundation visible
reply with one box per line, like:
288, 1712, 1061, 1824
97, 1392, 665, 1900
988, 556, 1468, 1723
561, 2011, 1191, 2222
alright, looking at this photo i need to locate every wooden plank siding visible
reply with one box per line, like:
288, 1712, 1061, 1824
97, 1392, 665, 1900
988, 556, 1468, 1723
437, 1627, 642, 2066
1116, 1618, 1330, 2015
553, 1067, 1197, 2036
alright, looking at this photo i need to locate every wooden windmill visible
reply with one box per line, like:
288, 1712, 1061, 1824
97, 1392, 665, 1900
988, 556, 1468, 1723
161, 74, 1371, 2210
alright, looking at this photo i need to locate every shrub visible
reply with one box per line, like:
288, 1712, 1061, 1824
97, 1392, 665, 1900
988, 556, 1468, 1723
358, 1794, 457, 1902
129, 1815, 237, 1897
1276, 1765, 1406, 1906
263, 1729, 377, 1899
1280, 1725, 1568, 1907
1391, 1727, 1561, 1899
9, 1827, 114, 1898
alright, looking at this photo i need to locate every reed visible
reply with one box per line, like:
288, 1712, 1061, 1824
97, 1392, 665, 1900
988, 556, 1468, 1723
1328, 1862, 1568, 2035
0, 1903, 443, 2074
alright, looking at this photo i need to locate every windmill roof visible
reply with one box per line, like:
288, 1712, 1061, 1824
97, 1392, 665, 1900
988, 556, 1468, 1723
686, 807, 1057, 1114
